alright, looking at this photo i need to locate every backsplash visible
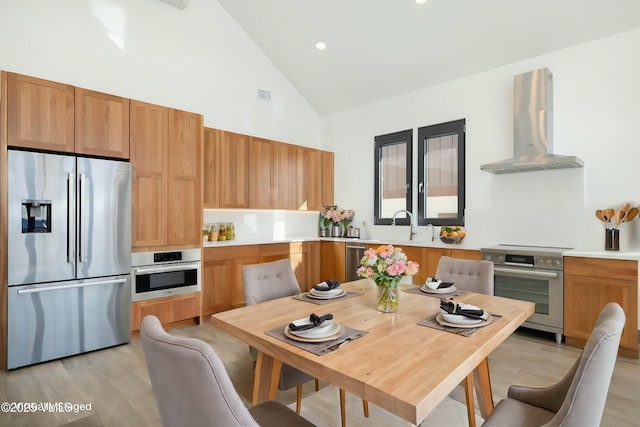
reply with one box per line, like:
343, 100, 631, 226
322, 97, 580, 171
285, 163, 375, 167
203, 209, 321, 240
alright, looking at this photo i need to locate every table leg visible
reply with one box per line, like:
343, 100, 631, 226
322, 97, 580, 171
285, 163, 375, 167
463, 374, 476, 427
473, 357, 495, 418
253, 351, 282, 405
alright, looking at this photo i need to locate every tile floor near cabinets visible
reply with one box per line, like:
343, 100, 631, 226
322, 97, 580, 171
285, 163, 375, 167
0, 324, 638, 427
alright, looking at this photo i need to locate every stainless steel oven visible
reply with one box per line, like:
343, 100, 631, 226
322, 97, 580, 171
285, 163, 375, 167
131, 248, 201, 302
481, 245, 570, 344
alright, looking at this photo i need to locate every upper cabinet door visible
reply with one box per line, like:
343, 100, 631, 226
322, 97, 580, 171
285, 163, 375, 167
130, 100, 168, 249
203, 128, 221, 208
248, 137, 273, 209
7, 73, 74, 153
75, 87, 130, 159
272, 142, 296, 210
302, 147, 322, 211
321, 150, 334, 207
219, 131, 249, 208
167, 109, 202, 246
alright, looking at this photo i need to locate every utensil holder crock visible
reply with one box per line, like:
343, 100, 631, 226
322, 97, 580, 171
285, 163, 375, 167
605, 229, 619, 251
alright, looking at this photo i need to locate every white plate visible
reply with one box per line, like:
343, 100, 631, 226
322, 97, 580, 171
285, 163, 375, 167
288, 320, 341, 339
435, 313, 493, 329
420, 285, 457, 294
284, 323, 344, 342
439, 309, 487, 324
309, 287, 343, 296
306, 289, 347, 299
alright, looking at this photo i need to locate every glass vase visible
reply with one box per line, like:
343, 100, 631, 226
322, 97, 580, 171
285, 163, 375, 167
375, 277, 402, 313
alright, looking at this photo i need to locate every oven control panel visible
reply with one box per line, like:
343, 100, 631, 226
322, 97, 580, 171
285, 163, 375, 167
482, 251, 564, 271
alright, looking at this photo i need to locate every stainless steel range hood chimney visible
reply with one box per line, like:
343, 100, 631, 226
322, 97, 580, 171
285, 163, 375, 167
481, 68, 583, 174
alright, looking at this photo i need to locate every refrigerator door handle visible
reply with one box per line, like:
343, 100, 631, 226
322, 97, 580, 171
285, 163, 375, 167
16, 278, 127, 295
67, 172, 75, 264
78, 173, 87, 263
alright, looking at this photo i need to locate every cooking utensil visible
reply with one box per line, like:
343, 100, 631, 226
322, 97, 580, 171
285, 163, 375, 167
624, 207, 639, 222
603, 208, 615, 223
614, 210, 626, 228
595, 209, 605, 222
621, 203, 633, 215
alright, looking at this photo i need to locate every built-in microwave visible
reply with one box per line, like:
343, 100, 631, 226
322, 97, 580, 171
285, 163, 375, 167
131, 248, 201, 302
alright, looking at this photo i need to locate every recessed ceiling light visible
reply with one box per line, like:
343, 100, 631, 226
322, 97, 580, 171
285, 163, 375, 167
415, 0, 428, 4
315, 41, 327, 51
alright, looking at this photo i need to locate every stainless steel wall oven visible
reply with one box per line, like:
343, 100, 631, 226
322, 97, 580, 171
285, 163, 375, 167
131, 248, 201, 302
481, 245, 570, 344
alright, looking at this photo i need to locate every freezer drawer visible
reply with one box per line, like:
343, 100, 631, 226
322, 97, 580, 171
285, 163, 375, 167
7, 276, 131, 369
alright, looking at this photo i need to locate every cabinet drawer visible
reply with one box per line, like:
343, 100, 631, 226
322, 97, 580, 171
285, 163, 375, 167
565, 257, 637, 280
204, 245, 260, 262
131, 292, 200, 331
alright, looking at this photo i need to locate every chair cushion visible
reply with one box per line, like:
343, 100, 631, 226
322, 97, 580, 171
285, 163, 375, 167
249, 401, 316, 427
482, 398, 555, 427
435, 256, 494, 295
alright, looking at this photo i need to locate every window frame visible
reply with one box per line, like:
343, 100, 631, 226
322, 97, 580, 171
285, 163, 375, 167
374, 129, 413, 226
417, 119, 465, 227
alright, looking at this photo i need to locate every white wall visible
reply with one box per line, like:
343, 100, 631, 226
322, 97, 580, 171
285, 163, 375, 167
323, 29, 640, 251
0, 0, 321, 148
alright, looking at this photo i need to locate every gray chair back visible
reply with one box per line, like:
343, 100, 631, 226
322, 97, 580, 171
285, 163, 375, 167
140, 315, 260, 427
242, 259, 301, 305
435, 256, 494, 295
547, 302, 625, 426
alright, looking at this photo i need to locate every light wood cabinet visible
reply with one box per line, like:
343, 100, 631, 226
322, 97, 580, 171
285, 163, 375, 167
203, 127, 220, 208
202, 245, 260, 316
272, 142, 297, 209
167, 109, 202, 246
201, 127, 332, 212
249, 137, 273, 209
75, 87, 129, 159
131, 292, 200, 332
130, 100, 168, 248
320, 241, 346, 283
321, 150, 334, 207
258, 242, 320, 291
301, 147, 322, 211
564, 256, 638, 359
131, 101, 202, 250
451, 249, 482, 260
220, 131, 250, 208
7, 72, 75, 152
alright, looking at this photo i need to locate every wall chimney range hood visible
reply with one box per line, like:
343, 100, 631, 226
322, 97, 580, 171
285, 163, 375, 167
481, 68, 583, 174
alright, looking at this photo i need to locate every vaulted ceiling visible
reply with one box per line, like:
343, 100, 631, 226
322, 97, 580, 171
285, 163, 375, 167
217, 0, 640, 116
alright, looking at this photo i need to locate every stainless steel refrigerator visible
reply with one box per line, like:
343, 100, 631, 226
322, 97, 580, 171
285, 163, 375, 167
7, 150, 132, 369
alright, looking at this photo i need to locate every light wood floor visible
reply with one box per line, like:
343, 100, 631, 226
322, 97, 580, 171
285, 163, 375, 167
0, 322, 638, 426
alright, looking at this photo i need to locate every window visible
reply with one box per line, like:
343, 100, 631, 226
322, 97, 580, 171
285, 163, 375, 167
417, 119, 465, 226
374, 129, 412, 225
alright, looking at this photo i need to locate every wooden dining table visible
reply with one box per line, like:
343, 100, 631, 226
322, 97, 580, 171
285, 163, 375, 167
210, 279, 534, 426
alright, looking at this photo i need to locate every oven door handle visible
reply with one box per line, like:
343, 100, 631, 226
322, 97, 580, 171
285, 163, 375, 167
494, 267, 559, 278
133, 262, 201, 275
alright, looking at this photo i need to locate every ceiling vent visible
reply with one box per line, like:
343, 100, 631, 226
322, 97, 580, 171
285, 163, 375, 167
159, 0, 189, 9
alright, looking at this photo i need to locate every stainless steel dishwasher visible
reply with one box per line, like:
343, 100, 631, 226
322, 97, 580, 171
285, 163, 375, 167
345, 242, 366, 282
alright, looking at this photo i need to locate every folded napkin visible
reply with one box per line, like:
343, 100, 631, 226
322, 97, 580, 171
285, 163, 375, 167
440, 300, 486, 320
425, 278, 454, 290
314, 280, 341, 291
288, 313, 334, 331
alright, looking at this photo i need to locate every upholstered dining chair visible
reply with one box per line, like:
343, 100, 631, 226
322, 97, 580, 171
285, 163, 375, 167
435, 256, 494, 295
435, 255, 495, 427
243, 259, 368, 427
482, 302, 625, 427
140, 315, 315, 427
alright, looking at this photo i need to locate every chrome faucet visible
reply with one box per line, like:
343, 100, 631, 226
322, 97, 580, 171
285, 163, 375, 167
391, 209, 415, 241
425, 223, 434, 242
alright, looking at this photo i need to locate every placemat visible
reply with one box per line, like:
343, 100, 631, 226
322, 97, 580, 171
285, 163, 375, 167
292, 291, 363, 305
417, 313, 503, 337
265, 324, 368, 356
403, 286, 467, 298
